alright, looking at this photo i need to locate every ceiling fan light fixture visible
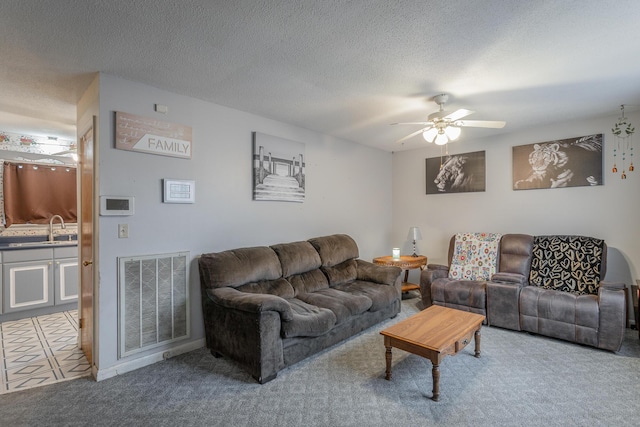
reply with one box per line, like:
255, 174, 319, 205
422, 127, 438, 142
444, 126, 461, 141
435, 132, 449, 145
394, 93, 506, 145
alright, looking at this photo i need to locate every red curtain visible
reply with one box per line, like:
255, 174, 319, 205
3, 162, 77, 227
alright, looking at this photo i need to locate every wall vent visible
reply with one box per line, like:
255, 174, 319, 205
118, 252, 189, 358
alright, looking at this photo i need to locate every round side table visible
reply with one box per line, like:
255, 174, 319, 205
373, 255, 427, 293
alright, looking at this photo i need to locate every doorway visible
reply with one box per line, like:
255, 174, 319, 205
0, 130, 95, 393
79, 122, 96, 368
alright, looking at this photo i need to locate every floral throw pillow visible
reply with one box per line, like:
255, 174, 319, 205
448, 232, 502, 281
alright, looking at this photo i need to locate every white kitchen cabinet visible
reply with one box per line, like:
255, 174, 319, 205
1, 246, 78, 316
2, 249, 54, 314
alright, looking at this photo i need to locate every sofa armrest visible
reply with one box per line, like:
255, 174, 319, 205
599, 281, 626, 291
356, 259, 402, 286
597, 284, 626, 351
490, 272, 528, 287
207, 287, 293, 322
421, 265, 449, 285
486, 276, 527, 330
427, 263, 449, 272
419, 265, 449, 308
203, 287, 289, 382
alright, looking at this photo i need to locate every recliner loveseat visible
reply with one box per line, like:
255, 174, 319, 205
198, 234, 402, 383
420, 233, 627, 351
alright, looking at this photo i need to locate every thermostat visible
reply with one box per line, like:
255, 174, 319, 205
100, 196, 135, 216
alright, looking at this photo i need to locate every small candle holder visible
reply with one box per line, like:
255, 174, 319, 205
392, 248, 400, 260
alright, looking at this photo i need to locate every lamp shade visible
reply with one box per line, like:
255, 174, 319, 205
407, 227, 422, 241
444, 125, 461, 141
422, 127, 438, 142
434, 132, 449, 145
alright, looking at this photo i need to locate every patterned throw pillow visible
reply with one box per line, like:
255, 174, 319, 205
529, 235, 604, 295
448, 232, 502, 281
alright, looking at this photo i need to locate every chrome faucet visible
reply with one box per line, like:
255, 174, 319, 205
49, 215, 66, 242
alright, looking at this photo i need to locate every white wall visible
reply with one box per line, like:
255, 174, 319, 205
392, 111, 640, 300
94, 74, 393, 373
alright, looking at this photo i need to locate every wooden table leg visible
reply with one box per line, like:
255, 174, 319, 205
385, 346, 392, 380
431, 363, 440, 402
474, 329, 481, 358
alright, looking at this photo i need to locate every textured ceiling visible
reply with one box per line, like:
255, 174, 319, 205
1, 0, 640, 151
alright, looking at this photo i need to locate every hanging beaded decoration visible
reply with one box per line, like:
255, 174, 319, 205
611, 104, 635, 179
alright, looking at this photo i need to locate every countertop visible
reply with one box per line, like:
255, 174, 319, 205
0, 234, 78, 250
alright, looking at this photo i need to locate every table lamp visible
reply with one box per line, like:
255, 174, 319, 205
407, 227, 422, 257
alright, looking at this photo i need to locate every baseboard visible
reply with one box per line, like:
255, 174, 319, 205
94, 338, 205, 382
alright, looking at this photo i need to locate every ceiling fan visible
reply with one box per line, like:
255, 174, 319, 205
392, 94, 506, 145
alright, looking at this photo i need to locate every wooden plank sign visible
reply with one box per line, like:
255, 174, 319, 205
115, 111, 192, 159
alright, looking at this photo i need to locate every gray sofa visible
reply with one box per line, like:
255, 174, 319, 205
420, 233, 627, 351
198, 234, 402, 383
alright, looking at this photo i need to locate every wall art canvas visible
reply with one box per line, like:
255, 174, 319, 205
115, 111, 192, 159
426, 150, 486, 194
253, 132, 305, 202
513, 134, 603, 190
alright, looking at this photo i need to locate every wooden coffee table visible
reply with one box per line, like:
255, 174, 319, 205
380, 305, 485, 401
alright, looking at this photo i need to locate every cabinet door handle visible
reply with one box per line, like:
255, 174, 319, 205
83, 260, 93, 266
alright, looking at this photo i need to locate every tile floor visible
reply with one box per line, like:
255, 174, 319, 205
1, 310, 91, 394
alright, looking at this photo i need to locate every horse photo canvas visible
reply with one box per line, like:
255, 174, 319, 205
426, 150, 486, 194
513, 134, 603, 190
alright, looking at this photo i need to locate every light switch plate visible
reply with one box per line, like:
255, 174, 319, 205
118, 224, 129, 238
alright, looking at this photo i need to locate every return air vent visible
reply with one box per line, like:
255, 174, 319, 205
118, 252, 190, 358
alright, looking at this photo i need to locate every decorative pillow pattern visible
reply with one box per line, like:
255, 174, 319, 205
529, 235, 603, 295
449, 232, 502, 281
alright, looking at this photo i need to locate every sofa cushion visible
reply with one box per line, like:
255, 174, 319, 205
288, 269, 329, 295
308, 234, 359, 267
236, 278, 295, 299
519, 286, 599, 346
280, 298, 336, 338
529, 235, 604, 295
199, 246, 282, 289
322, 259, 357, 286
448, 232, 502, 281
356, 259, 401, 286
296, 288, 372, 324
271, 241, 322, 277
333, 280, 398, 312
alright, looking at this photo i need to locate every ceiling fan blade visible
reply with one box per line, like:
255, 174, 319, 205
444, 109, 474, 121
456, 120, 506, 128
391, 122, 431, 126
396, 127, 429, 143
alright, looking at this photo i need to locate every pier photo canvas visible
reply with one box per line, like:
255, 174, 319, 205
252, 132, 306, 202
